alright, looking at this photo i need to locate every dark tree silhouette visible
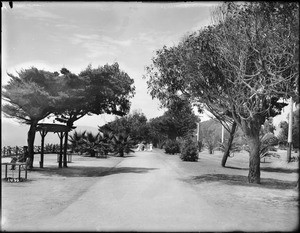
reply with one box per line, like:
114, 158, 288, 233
2, 68, 60, 168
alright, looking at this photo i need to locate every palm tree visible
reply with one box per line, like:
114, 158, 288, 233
97, 131, 113, 156
69, 131, 86, 154
83, 132, 100, 157
110, 133, 135, 157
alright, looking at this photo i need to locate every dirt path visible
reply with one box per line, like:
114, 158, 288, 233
1, 149, 299, 231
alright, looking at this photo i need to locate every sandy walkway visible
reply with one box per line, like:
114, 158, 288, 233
1, 149, 299, 231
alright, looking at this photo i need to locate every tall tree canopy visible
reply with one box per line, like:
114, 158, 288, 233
53, 62, 135, 166
2, 68, 61, 167
99, 110, 149, 143
2, 63, 135, 168
55, 62, 135, 126
145, 2, 299, 183
147, 98, 199, 143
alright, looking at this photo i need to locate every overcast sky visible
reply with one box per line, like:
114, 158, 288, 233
2, 1, 220, 127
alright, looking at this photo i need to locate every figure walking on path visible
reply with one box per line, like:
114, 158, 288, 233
137, 142, 145, 151
148, 143, 153, 151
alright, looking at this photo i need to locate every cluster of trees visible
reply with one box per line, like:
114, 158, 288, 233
2, 63, 135, 168
67, 98, 199, 158
145, 2, 299, 183
147, 98, 199, 147
99, 110, 149, 144
99, 98, 199, 149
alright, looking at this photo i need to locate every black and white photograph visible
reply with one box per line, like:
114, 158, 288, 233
1, 1, 299, 231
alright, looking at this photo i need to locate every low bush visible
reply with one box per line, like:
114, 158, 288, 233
180, 138, 198, 162
164, 140, 180, 154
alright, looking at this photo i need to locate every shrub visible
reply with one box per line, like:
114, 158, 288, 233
164, 140, 180, 154
180, 138, 198, 162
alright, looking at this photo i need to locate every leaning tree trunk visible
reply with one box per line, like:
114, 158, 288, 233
27, 121, 38, 169
221, 121, 237, 167
241, 118, 262, 184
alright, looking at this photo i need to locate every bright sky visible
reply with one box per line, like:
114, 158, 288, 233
2, 1, 218, 127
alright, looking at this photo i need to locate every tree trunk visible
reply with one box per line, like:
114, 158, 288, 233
90, 149, 96, 157
221, 121, 237, 167
63, 131, 69, 167
241, 118, 262, 184
27, 121, 38, 169
40, 130, 47, 168
58, 132, 64, 168
247, 134, 261, 183
208, 145, 213, 154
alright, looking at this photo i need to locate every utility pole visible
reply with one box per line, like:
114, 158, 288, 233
196, 122, 201, 152
221, 124, 224, 143
287, 97, 293, 162
196, 122, 200, 142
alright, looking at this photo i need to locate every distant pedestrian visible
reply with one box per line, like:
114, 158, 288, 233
149, 143, 153, 151
137, 143, 142, 151
137, 142, 145, 151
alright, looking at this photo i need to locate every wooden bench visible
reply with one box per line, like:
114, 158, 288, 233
2, 161, 28, 182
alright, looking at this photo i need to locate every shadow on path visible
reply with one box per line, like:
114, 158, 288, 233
260, 167, 299, 174
225, 166, 248, 171
226, 166, 298, 174
76, 154, 136, 159
185, 174, 297, 190
29, 166, 158, 178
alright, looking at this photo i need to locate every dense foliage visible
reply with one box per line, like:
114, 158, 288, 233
179, 138, 199, 162
56, 63, 135, 126
99, 98, 198, 149
99, 110, 149, 144
164, 140, 181, 155
147, 98, 198, 146
69, 130, 135, 157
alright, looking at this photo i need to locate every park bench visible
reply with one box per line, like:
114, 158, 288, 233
2, 157, 30, 182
